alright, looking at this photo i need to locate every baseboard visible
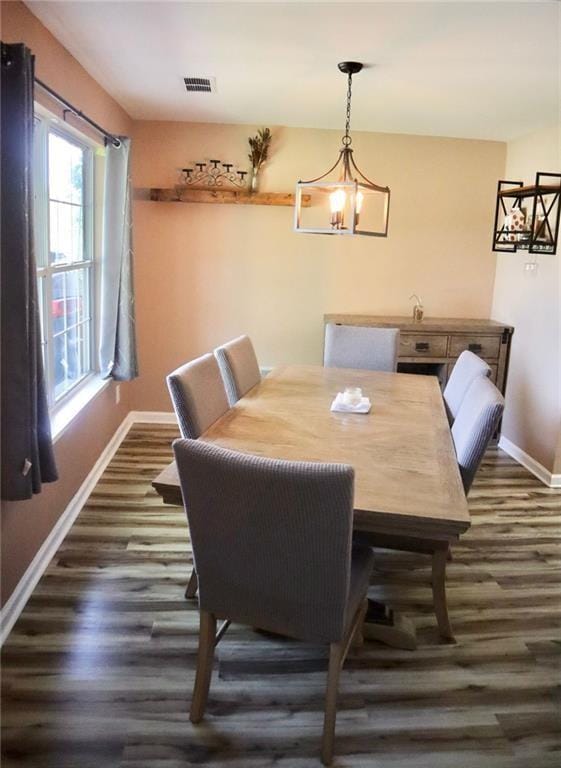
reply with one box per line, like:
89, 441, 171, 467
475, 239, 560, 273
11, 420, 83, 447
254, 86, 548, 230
128, 410, 176, 424
0, 411, 136, 646
498, 436, 560, 488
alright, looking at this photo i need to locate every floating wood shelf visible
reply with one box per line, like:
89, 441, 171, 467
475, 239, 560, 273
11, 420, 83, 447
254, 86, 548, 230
498, 183, 561, 199
150, 187, 310, 207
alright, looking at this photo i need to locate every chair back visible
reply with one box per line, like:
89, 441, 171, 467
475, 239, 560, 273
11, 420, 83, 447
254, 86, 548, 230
215, 335, 261, 406
324, 324, 399, 372
451, 376, 504, 494
167, 353, 229, 439
444, 350, 492, 424
173, 438, 355, 644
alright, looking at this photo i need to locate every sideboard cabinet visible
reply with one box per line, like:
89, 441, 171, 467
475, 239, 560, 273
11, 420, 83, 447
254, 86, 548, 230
324, 315, 514, 395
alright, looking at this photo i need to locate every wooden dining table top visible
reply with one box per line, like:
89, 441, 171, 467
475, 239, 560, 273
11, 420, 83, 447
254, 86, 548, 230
153, 365, 470, 542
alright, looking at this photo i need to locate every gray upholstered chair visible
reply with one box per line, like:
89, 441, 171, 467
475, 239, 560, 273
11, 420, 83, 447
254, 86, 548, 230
166, 353, 230, 598
166, 353, 229, 440
443, 350, 492, 425
173, 438, 374, 766
323, 323, 400, 372
451, 375, 505, 494
215, 335, 261, 406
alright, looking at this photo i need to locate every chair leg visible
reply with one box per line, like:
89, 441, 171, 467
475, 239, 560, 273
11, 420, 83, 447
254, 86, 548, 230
432, 548, 454, 641
321, 642, 344, 766
351, 598, 369, 648
185, 570, 198, 599
190, 610, 216, 723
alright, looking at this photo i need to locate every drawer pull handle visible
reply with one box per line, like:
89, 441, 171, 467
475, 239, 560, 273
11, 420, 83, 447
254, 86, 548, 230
415, 342, 430, 351
468, 343, 482, 353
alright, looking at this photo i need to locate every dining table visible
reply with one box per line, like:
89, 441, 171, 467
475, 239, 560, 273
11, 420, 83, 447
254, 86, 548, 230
153, 364, 470, 642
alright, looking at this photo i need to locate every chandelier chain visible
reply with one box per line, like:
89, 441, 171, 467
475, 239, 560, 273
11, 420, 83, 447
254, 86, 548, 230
343, 73, 353, 147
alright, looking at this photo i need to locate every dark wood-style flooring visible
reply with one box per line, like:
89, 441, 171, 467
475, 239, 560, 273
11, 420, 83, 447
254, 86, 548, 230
2, 423, 560, 767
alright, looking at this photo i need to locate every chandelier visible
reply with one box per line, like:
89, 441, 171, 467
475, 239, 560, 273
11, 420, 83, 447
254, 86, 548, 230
294, 62, 390, 238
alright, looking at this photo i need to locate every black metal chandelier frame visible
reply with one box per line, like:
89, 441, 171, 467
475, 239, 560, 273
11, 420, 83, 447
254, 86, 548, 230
294, 61, 390, 237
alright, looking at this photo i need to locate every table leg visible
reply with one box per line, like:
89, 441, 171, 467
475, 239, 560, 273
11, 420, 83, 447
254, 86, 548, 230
362, 599, 417, 650
432, 547, 454, 641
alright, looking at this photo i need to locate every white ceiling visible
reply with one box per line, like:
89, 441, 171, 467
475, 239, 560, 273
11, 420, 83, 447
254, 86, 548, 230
27, 1, 560, 141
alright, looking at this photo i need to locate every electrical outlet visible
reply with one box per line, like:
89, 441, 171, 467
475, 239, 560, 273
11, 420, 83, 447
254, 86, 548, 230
524, 261, 539, 276
115, 384, 121, 404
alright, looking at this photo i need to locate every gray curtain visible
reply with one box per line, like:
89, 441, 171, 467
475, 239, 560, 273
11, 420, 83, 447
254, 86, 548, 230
99, 137, 138, 380
1, 42, 58, 500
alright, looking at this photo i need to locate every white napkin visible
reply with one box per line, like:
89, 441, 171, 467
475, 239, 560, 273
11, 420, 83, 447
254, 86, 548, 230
330, 392, 372, 414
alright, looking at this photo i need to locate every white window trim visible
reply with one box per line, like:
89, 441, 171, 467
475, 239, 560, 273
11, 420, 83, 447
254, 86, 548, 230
34, 104, 107, 436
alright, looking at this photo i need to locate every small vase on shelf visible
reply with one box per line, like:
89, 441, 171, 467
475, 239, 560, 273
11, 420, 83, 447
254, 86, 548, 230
248, 167, 259, 194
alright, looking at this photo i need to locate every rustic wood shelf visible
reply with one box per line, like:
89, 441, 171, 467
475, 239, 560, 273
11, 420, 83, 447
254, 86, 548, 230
150, 187, 310, 207
498, 183, 561, 199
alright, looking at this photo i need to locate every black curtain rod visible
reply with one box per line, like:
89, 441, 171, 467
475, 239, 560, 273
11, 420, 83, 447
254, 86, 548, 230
35, 77, 121, 148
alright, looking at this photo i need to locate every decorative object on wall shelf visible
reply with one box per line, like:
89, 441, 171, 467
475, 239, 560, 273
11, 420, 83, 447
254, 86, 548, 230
492, 172, 561, 254
178, 160, 248, 188
150, 187, 310, 207
294, 62, 390, 238
247, 127, 272, 194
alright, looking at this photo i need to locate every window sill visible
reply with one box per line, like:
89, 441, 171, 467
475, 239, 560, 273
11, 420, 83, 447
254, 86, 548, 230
51, 375, 111, 443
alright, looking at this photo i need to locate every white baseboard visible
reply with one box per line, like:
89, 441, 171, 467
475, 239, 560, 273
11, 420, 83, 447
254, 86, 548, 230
128, 410, 176, 424
498, 436, 561, 488
0, 411, 137, 645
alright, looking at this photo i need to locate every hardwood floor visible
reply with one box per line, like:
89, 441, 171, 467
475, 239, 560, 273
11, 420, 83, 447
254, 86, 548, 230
2, 423, 560, 767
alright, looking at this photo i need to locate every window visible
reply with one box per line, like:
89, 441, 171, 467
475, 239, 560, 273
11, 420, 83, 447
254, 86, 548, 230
34, 113, 97, 411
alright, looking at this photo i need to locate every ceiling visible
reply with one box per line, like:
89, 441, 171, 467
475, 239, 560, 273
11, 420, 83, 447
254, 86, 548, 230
27, 1, 560, 141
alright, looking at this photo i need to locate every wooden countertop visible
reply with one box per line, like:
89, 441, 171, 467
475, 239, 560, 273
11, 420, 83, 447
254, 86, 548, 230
324, 315, 514, 334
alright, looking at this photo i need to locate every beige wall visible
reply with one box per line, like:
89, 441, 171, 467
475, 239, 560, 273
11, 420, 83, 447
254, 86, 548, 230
130, 121, 505, 411
491, 123, 561, 473
1, 1, 133, 604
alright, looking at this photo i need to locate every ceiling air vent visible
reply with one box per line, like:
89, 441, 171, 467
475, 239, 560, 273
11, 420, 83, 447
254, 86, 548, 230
184, 76, 216, 93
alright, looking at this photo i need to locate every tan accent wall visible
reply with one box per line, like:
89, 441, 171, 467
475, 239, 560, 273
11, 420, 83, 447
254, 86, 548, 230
129, 121, 506, 411
0, 1, 133, 605
491, 123, 561, 474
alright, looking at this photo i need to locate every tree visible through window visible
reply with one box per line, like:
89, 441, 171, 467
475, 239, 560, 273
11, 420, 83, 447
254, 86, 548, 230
34, 118, 95, 409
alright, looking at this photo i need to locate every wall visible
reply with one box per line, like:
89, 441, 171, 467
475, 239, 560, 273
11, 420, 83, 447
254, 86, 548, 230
491, 123, 561, 473
1, 1, 133, 604
130, 121, 505, 411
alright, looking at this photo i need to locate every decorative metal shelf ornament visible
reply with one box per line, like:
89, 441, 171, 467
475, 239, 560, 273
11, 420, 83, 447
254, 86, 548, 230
492, 172, 561, 255
179, 160, 248, 189
294, 62, 390, 238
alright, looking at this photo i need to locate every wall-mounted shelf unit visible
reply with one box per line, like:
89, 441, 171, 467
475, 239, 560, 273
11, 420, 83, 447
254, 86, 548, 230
150, 187, 310, 207
493, 172, 561, 254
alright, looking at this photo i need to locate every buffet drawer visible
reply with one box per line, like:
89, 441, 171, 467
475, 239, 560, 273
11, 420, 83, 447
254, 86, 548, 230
448, 335, 500, 359
399, 334, 448, 357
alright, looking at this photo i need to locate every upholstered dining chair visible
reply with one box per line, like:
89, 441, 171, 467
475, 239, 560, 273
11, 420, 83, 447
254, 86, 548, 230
215, 335, 261, 406
173, 438, 374, 766
166, 353, 230, 598
323, 323, 400, 372
451, 375, 505, 495
355, 376, 504, 642
443, 350, 492, 425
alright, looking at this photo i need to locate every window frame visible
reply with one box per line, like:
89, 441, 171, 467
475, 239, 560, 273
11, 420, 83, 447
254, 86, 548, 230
33, 109, 98, 414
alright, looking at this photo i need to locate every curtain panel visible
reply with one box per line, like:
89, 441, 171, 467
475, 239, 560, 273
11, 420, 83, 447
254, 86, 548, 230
99, 138, 138, 381
1, 42, 58, 500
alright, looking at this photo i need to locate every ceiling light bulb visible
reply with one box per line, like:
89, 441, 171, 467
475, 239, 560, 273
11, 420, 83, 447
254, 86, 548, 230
330, 188, 346, 213
356, 191, 364, 214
